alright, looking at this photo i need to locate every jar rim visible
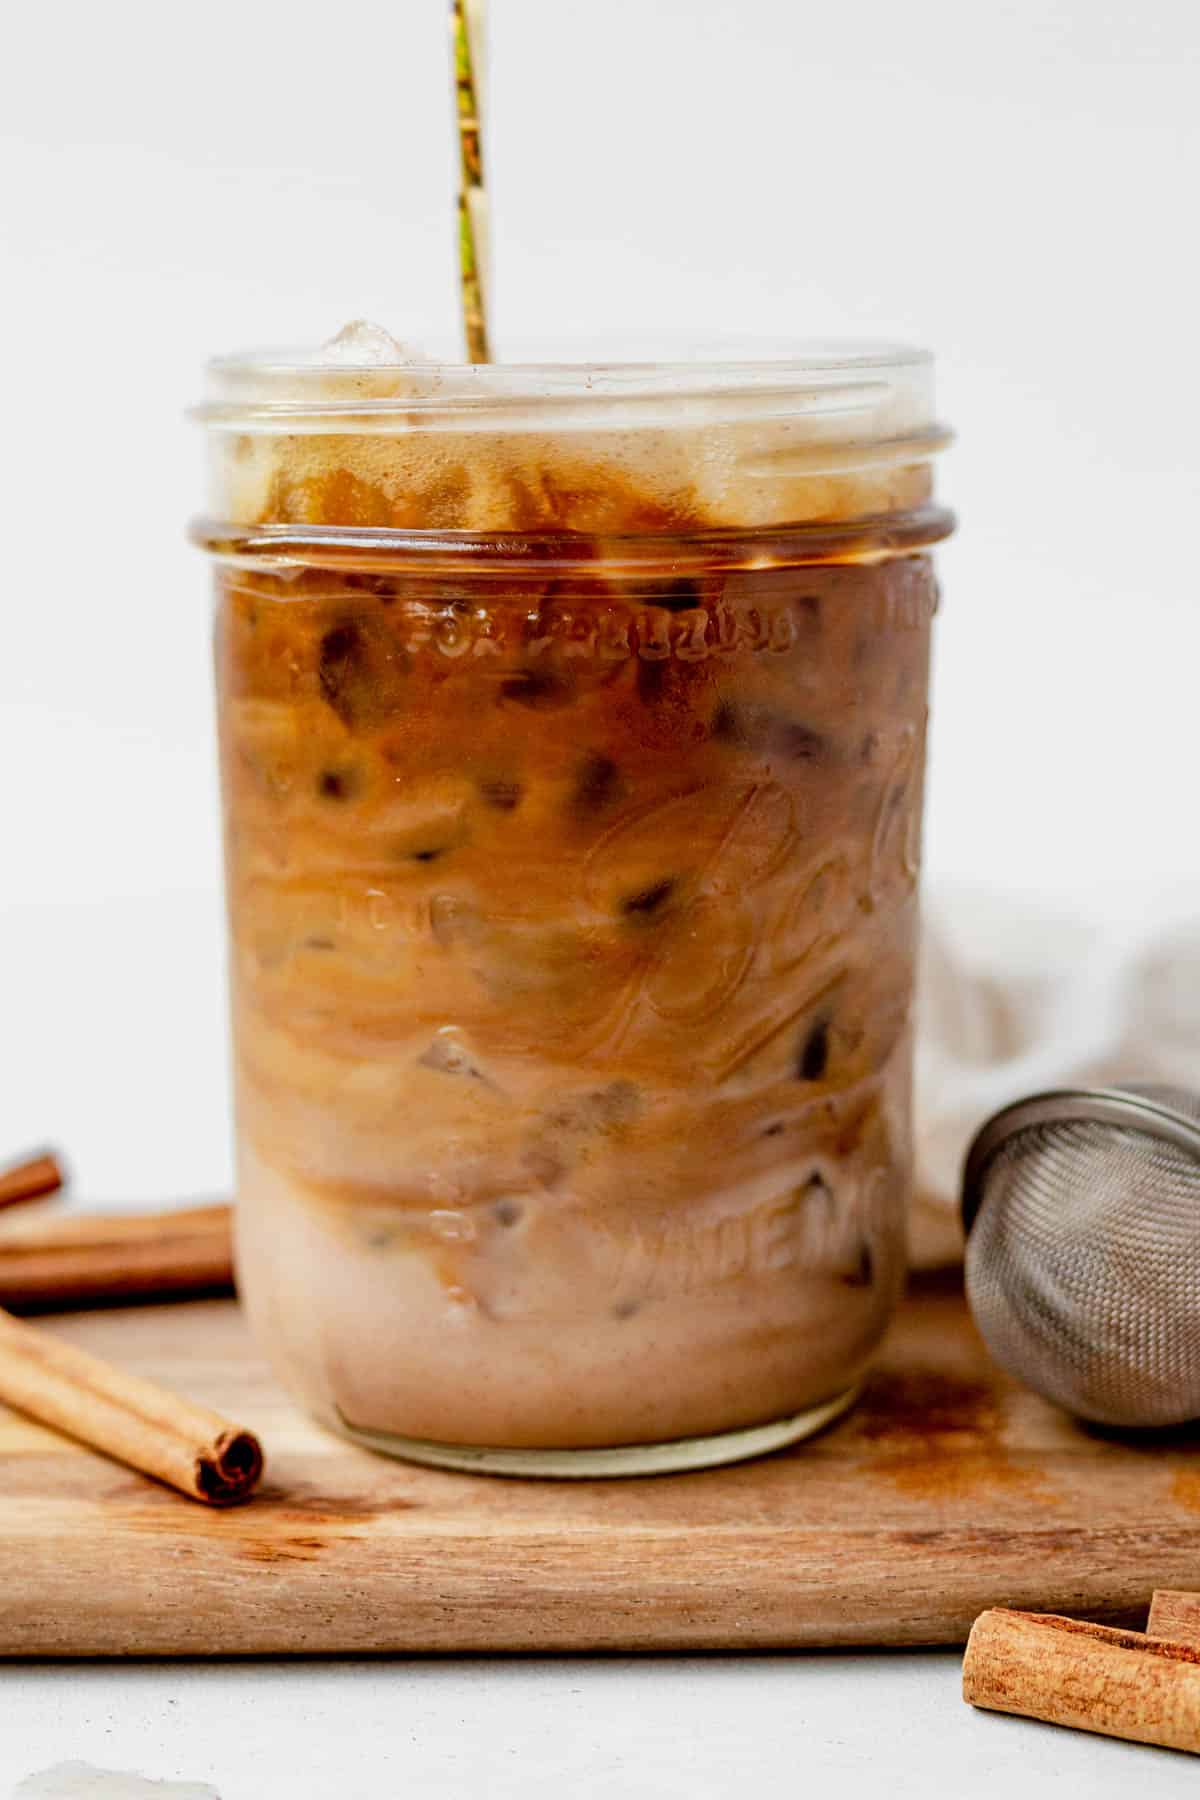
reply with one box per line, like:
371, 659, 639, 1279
195, 340, 941, 437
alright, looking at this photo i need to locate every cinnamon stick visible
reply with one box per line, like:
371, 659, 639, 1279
0, 1304, 262, 1504
1149, 1592, 1200, 1646
0, 1152, 64, 1211
0, 1204, 234, 1311
963, 1608, 1200, 1755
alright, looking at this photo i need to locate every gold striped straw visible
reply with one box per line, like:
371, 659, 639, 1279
452, 0, 491, 363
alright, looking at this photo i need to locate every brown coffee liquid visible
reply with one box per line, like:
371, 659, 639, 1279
213, 492, 940, 1447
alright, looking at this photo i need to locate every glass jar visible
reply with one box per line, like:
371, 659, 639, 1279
193, 346, 953, 1475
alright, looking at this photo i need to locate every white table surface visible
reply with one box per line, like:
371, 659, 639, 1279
2, 894, 1195, 1799
4, 1653, 1192, 1799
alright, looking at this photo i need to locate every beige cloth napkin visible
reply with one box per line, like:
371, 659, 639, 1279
911, 886, 1200, 1267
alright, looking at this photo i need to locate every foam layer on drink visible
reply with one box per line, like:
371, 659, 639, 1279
204, 324, 942, 534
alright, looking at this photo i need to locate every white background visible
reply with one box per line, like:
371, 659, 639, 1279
1, 0, 1198, 1794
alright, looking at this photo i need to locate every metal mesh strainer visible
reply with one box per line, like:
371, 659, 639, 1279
961, 1084, 1200, 1428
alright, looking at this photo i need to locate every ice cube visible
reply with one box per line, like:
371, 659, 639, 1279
316, 320, 432, 367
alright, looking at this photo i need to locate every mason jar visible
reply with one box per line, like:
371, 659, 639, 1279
193, 346, 953, 1474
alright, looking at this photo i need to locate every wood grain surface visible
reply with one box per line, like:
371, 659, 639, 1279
1, 1277, 1197, 1657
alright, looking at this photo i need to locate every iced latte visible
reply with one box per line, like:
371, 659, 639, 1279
196, 338, 952, 1473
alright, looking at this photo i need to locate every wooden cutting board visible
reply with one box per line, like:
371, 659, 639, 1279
2, 1276, 1197, 1656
